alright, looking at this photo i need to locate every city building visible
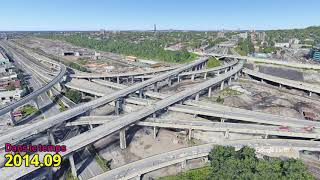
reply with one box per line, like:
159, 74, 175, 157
0, 51, 10, 65
0, 89, 24, 105
217, 31, 225, 38
310, 46, 320, 61
238, 32, 248, 39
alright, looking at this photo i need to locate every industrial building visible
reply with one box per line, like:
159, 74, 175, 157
310, 46, 320, 61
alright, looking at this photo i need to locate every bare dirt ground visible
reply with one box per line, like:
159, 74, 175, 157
203, 77, 320, 120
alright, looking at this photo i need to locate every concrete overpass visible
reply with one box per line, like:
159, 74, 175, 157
0, 59, 242, 179
91, 139, 320, 180
0, 57, 209, 147
66, 116, 320, 139
178, 60, 239, 81
243, 68, 320, 96
208, 53, 320, 70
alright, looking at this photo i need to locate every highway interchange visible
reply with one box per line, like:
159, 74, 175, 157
0, 40, 320, 179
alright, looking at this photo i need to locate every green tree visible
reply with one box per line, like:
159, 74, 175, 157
65, 89, 82, 103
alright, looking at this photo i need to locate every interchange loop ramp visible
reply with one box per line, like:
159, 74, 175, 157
0, 58, 241, 179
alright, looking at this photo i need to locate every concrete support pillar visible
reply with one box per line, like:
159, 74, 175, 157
108, 77, 111, 81
309, 92, 312, 97
89, 124, 93, 130
191, 74, 195, 81
9, 110, 16, 126
195, 93, 200, 101
261, 79, 264, 83
177, 76, 181, 82
116, 76, 120, 84
220, 81, 224, 90
168, 77, 172, 86
139, 89, 144, 98
188, 128, 192, 140
228, 77, 232, 85
217, 71, 220, 76
48, 89, 53, 97
204, 72, 207, 80
131, 76, 134, 83
154, 82, 158, 92
264, 134, 269, 139
34, 97, 39, 110
181, 160, 187, 169
224, 68, 228, 73
68, 154, 77, 178
119, 128, 126, 149
46, 167, 53, 180
279, 84, 282, 88
234, 73, 238, 80
221, 118, 225, 123
224, 129, 230, 139
48, 130, 55, 145
153, 126, 158, 139
208, 87, 212, 97
115, 99, 122, 115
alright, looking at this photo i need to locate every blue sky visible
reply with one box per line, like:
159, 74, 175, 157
1, 0, 319, 31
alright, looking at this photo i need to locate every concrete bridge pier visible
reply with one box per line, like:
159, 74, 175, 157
279, 84, 282, 88
153, 126, 158, 139
116, 76, 120, 84
46, 167, 53, 180
68, 154, 77, 178
264, 134, 269, 139
89, 124, 93, 130
153, 82, 158, 92
208, 87, 212, 97
131, 76, 134, 83
188, 128, 192, 140
139, 89, 144, 98
177, 75, 181, 82
33, 97, 39, 110
47, 130, 55, 145
195, 93, 200, 101
115, 99, 123, 115
119, 128, 127, 149
9, 110, 16, 126
220, 81, 224, 90
224, 129, 230, 139
216, 71, 220, 76
168, 77, 172, 86
181, 159, 187, 169
191, 74, 195, 81
260, 78, 264, 83
204, 72, 207, 80
309, 92, 312, 96
228, 77, 232, 85
221, 118, 226, 123
224, 68, 228, 73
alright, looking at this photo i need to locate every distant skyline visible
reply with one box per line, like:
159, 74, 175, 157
1, 0, 320, 31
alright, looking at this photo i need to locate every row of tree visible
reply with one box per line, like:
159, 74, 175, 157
40, 34, 197, 63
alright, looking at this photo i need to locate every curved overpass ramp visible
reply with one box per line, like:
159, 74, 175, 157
243, 68, 320, 95
92, 139, 320, 180
0, 42, 67, 117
